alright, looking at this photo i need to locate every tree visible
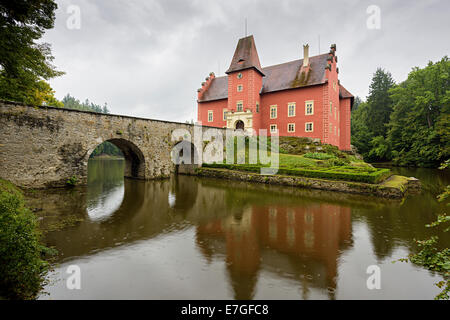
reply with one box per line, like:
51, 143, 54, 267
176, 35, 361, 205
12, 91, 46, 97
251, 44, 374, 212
0, 0, 63, 105
387, 57, 450, 167
352, 96, 363, 111
351, 101, 373, 157
61, 94, 110, 114
366, 68, 396, 138
351, 70, 395, 161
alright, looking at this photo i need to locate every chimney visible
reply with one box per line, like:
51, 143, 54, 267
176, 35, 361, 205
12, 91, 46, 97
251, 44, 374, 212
303, 44, 309, 67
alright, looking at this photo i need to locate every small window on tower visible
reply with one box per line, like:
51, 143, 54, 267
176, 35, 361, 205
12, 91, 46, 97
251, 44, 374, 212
256, 102, 259, 113
237, 73, 243, 79
237, 101, 243, 112
237, 85, 243, 92
208, 110, 213, 122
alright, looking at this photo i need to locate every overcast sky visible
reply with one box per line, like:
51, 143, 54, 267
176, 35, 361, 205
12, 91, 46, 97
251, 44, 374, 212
43, 0, 450, 122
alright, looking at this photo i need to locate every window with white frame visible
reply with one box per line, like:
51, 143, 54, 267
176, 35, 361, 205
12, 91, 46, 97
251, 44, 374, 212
288, 103, 296, 117
305, 122, 313, 132
237, 73, 243, 79
223, 109, 228, 121
288, 123, 295, 132
270, 105, 277, 119
305, 100, 314, 115
237, 101, 243, 112
237, 84, 243, 92
270, 124, 277, 133
208, 110, 213, 122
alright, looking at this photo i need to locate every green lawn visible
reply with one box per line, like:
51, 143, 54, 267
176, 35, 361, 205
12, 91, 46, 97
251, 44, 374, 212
206, 137, 390, 184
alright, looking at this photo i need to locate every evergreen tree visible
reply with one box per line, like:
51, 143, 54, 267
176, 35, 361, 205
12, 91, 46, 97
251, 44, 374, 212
366, 68, 396, 138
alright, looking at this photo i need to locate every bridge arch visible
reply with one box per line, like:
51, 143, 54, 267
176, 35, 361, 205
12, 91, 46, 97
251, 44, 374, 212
88, 138, 146, 179
171, 140, 200, 175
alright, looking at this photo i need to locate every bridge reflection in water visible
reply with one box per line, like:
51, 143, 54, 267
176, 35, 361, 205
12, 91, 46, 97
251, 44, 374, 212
31, 159, 445, 299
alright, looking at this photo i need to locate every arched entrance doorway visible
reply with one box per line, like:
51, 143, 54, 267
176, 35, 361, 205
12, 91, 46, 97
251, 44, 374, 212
235, 120, 245, 130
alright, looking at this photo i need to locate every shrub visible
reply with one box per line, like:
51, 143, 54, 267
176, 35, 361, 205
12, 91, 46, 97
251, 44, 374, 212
203, 163, 391, 184
66, 176, 78, 186
0, 179, 49, 299
304, 152, 336, 160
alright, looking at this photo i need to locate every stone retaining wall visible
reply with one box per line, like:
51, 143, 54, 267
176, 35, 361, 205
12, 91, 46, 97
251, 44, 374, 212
196, 167, 420, 199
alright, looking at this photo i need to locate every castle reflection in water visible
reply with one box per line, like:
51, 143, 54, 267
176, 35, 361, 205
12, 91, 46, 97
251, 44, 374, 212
32, 159, 444, 300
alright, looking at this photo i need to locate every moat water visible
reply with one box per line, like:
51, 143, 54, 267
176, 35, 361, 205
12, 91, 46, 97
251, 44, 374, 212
31, 159, 449, 299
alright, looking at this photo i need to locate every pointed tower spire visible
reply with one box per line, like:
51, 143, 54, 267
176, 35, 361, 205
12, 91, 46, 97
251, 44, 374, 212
226, 35, 264, 76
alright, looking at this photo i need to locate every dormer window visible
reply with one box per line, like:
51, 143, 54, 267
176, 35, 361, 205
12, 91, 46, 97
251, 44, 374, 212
238, 59, 245, 64
237, 73, 243, 79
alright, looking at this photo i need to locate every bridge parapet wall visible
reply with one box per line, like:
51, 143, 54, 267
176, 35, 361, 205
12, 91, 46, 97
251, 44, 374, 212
0, 101, 224, 188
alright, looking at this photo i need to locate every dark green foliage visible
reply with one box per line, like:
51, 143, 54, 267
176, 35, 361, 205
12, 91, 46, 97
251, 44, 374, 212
352, 58, 450, 167
0, 0, 63, 105
351, 69, 395, 161
351, 101, 373, 157
203, 163, 390, 184
387, 57, 450, 167
366, 68, 396, 138
351, 96, 363, 111
0, 179, 50, 299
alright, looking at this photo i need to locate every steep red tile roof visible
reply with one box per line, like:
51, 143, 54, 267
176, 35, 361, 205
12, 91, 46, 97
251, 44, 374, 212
339, 85, 353, 99
199, 53, 331, 102
226, 35, 264, 76
339, 84, 354, 109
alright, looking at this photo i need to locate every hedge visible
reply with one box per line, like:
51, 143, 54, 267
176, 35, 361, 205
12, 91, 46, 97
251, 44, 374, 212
202, 163, 391, 184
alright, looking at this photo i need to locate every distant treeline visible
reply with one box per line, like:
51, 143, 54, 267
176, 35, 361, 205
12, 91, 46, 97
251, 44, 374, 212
62, 94, 110, 113
62, 94, 123, 159
351, 57, 449, 168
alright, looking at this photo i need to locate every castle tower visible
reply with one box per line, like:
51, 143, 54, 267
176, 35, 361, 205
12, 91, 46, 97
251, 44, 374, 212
225, 35, 264, 133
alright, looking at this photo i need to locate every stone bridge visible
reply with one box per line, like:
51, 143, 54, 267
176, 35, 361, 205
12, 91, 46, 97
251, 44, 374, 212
0, 100, 224, 188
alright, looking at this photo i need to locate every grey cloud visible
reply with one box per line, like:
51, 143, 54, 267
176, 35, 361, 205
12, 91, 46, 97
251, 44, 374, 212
43, 0, 450, 122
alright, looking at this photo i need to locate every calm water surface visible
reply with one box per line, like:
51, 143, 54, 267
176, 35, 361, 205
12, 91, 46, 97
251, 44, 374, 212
32, 159, 449, 299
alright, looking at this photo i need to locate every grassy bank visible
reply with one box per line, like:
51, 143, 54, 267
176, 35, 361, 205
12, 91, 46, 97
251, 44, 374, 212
0, 179, 50, 299
208, 137, 391, 184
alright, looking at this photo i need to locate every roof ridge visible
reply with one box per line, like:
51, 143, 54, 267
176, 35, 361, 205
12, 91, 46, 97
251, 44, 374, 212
262, 53, 329, 70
